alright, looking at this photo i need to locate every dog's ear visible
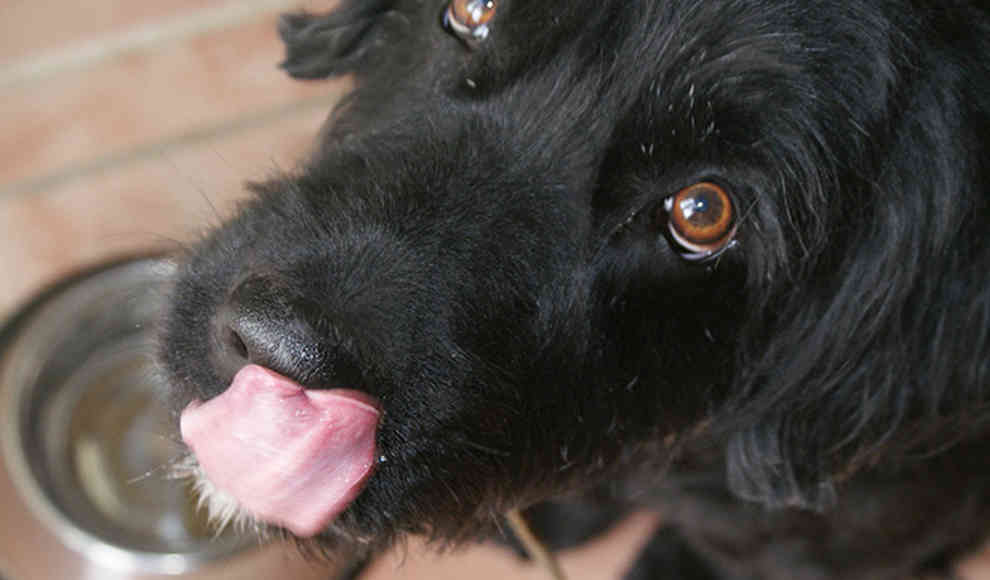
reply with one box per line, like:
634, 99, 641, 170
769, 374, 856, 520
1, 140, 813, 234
278, 0, 401, 79
721, 82, 990, 512
723, 228, 989, 511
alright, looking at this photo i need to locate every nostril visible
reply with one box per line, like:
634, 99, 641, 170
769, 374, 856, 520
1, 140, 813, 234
226, 327, 249, 361
212, 274, 341, 387
213, 309, 258, 383
215, 275, 294, 374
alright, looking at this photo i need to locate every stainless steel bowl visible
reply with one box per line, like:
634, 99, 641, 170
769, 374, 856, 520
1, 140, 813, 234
0, 257, 251, 575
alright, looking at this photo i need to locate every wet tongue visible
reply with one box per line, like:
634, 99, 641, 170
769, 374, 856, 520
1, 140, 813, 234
180, 364, 380, 537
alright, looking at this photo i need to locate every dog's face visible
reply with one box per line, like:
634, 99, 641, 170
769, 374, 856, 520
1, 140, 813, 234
158, 0, 989, 552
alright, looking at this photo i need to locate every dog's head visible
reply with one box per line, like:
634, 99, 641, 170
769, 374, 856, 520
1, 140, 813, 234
158, 0, 990, 551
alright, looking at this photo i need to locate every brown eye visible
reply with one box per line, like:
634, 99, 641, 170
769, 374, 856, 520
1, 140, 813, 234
446, 0, 496, 42
663, 182, 737, 260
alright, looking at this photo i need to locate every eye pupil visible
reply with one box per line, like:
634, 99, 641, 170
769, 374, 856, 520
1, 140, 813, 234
679, 190, 721, 228
665, 182, 737, 260
447, 0, 497, 42
459, 0, 495, 25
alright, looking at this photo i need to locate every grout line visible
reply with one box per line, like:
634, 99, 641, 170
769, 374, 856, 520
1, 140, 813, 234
0, 0, 305, 89
0, 92, 345, 200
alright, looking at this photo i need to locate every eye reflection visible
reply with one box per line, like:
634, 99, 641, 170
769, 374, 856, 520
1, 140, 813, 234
446, 0, 497, 43
662, 182, 738, 261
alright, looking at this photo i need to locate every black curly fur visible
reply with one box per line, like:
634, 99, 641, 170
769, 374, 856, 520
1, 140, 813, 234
157, 1, 990, 578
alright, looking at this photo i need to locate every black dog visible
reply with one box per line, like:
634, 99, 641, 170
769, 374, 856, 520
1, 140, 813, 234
157, 1, 990, 578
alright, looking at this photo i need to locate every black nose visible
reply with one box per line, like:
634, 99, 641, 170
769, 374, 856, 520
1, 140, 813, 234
213, 275, 358, 388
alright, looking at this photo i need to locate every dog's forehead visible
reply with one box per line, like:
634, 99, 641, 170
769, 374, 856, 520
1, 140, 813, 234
292, 0, 910, 287
371, 2, 847, 150
307, 2, 869, 267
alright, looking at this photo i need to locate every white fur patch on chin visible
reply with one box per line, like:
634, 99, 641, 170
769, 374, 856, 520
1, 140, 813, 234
171, 455, 270, 538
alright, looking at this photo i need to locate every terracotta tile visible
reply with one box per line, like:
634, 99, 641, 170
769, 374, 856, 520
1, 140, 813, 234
364, 512, 661, 580
0, 5, 339, 190
959, 543, 990, 580
0, 453, 335, 579
0, 0, 215, 71
0, 0, 337, 78
0, 99, 340, 319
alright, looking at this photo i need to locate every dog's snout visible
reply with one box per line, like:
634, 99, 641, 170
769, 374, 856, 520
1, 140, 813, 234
213, 275, 334, 386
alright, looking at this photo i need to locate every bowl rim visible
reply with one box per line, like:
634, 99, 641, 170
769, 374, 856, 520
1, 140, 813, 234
0, 255, 252, 575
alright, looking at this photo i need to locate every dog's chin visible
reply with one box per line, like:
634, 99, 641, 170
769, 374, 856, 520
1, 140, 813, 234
172, 456, 382, 551
172, 455, 272, 537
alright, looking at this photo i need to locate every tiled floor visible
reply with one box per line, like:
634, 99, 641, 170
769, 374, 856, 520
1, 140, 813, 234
2, 2, 989, 580
0, 0, 348, 319
0, 2, 655, 579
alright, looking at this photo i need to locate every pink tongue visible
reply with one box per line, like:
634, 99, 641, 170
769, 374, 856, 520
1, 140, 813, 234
180, 364, 380, 537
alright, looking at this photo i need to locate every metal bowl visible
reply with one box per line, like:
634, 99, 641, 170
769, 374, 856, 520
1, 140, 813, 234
0, 257, 252, 575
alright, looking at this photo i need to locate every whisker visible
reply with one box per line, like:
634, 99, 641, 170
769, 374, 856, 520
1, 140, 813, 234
127, 452, 189, 484
161, 154, 224, 227
461, 439, 511, 457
